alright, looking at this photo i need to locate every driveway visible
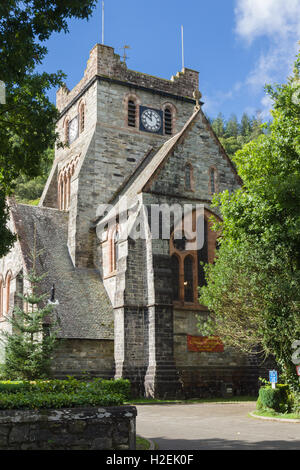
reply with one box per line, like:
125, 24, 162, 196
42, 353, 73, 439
136, 402, 300, 450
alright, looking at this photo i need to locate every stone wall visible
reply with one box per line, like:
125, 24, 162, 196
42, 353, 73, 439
0, 406, 137, 450
51, 339, 114, 379
56, 44, 199, 113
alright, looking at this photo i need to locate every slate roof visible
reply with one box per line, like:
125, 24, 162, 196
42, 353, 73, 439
10, 202, 114, 340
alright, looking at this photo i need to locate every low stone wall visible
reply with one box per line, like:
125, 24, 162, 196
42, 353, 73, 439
0, 406, 137, 450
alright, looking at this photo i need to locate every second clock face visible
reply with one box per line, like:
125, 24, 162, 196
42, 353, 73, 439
140, 108, 162, 133
68, 116, 78, 144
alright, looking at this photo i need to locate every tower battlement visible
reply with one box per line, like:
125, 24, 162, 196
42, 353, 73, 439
56, 44, 199, 112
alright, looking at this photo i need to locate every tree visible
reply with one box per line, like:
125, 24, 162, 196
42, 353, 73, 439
13, 147, 54, 204
199, 51, 300, 390
1, 231, 59, 380
211, 113, 225, 137
0, 0, 97, 256
240, 112, 252, 138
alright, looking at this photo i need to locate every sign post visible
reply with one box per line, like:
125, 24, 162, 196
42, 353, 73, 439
269, 370, 278, 389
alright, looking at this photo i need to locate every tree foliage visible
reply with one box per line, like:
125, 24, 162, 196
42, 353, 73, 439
210, 111, 265, 157
0, 0, 97, 255
1, 233, 59, 380
199, 52, 300, 389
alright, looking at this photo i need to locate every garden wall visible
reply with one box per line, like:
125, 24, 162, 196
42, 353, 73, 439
0, 405, 137, 450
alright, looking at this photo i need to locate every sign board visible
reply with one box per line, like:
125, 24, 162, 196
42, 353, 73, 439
296, 365, 300, 377
0, 81, 5, 104
269, 370, 278, 383
187, 335, 224, 353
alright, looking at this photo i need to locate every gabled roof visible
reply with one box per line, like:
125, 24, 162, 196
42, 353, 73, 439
10, 202, 114, 340
98, 106, 241, 225
101, 108, 202, 221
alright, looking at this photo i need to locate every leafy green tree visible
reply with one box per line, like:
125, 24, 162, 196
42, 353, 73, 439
225, 114, 239, 138
13, 148, 54, 204
199, 52, 300, 390
0, 0, 97, 256
1, 233, 59, 380
212, 112, 225, 137
240, 112, 252, 138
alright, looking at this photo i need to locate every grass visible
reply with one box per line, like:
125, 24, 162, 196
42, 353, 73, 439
252, 409, 300, 420
127, 395, 257, 405
136, 436, 151, 450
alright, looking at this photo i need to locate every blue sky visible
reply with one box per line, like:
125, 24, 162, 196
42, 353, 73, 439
38, 0, 300, 122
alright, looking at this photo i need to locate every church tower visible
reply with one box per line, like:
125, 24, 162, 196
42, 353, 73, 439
0, 43, 265, 398
40, 44, 200, 269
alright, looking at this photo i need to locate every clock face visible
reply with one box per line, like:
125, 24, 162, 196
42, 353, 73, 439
68, 116, 78, 144
141, 108, 162, 133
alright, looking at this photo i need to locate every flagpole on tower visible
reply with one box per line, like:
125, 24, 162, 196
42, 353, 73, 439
102, 1, 105, 45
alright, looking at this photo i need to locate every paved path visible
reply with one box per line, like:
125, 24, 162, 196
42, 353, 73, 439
136, 403, 300, 450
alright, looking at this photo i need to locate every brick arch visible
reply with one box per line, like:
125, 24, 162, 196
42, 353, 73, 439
162, 102, 177, 135
170, 208, 221, 306
123, 92, 141, 129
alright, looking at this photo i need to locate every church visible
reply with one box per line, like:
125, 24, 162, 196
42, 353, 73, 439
0, 44, 266, 398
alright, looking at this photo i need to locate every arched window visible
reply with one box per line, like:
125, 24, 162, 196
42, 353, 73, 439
164, 107, 173, 135
79, 103, 85, 133
128, 100, 136, 127
209, 167, 218, 194
184, 255, 194, 302
5, 272, 11, 314
185, 163, 194, 191
171, 255, 180, 301
59, 176, 64, 210
113, 230, 119, 271
0, 276, 3, 318
15, 272, 23, 310
64, 119, 69, 145
170, 209, 220, 306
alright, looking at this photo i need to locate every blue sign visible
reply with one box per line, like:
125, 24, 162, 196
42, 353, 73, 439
269, 370, 278, 383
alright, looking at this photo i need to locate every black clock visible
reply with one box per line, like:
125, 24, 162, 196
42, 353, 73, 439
139, 106, 163, 134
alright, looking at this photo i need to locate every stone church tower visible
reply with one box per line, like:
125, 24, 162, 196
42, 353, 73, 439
0, 44, 265, 397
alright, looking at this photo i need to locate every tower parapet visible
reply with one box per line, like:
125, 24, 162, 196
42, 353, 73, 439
56, 44, 199, 113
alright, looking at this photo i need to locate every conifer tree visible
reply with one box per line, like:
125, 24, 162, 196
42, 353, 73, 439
1, 230, 59, 380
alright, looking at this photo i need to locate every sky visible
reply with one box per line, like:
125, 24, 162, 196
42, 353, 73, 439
37, 0, 300, 122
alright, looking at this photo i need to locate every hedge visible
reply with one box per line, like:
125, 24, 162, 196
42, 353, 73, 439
0, 391, 124, 410
0, 378, 131, 399
0, 378, 131, 410
258, 385, 291, 413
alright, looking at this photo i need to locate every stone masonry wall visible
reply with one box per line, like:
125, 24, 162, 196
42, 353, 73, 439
56, 44, 199, 113
51, 339, 114, 379
0, 406, 137, 450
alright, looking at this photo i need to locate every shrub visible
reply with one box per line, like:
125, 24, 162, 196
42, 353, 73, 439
0, 378, 131, 401
85, 379, 131, 400
258, 385, 291, 413
0, 391, 124, 410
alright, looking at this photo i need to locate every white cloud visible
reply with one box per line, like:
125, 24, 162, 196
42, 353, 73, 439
235, 0, 300, 42
235, 0, 300, 103
205, 1, 300, 119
